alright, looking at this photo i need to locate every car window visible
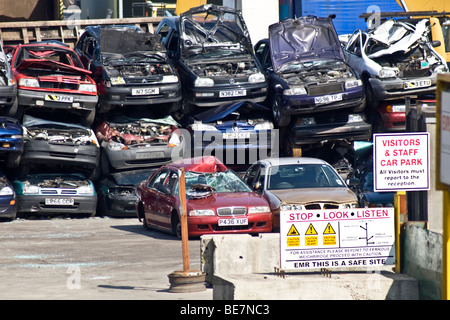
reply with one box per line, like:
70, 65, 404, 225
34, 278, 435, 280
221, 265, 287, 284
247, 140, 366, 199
243, 164, 260, 186
158, 23, 171, 41
255, 42, 266, 63
148, 170, 169, 189
267, 164, 345, 190
185, 170, 251, 193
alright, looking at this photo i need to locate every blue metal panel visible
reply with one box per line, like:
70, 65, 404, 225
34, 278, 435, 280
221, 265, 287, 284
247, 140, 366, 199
299, 0, 403, 35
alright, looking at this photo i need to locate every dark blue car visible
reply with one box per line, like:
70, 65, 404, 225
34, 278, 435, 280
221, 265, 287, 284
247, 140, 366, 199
0, 116, 24, 168
0, 171, 17, 221
254, 16, 366, 127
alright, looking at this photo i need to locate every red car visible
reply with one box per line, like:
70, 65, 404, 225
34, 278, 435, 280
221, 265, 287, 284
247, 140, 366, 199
136, 156, 273, 237
10, 41, 98, 125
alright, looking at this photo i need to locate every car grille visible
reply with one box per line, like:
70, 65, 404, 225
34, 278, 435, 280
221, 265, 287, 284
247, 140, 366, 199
308, 82, 344, 96
38, 76, 82, 90
216, 207, 247, 216
312, 112, 348, 125
40, 189, 77, 195
305, 203, 340, 210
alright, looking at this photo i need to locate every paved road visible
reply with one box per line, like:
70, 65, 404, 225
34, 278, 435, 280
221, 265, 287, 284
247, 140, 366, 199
0, 217, 212, 300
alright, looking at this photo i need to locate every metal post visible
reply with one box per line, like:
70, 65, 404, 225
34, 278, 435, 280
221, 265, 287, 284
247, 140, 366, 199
179, 168, 190, 272
394, 191, 405, 273
443, 189, 450, 299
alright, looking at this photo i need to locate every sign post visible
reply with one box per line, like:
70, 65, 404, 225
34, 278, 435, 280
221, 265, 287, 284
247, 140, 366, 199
436, 73, 450, 300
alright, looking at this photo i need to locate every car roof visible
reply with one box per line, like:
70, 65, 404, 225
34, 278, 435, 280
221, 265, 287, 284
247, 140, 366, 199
257, 157, 329, 167
165, 156, 228, 173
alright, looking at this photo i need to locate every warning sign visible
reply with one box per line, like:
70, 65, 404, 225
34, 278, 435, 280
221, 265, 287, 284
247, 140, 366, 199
373, 133, 430, 192
280, 208, 395, 270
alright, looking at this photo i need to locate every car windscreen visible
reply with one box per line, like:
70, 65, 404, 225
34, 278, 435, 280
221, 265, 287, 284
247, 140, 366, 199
184, 170, 251, 193
14, 46, 84, 69
267, 164, 346, 190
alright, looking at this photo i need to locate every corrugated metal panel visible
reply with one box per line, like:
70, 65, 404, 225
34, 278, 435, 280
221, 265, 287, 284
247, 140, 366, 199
300, 0, 403, 35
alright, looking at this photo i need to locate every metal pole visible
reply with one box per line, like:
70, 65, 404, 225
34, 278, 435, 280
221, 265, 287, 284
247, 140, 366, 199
179, 168, 190, 272
394, 191, 405, 273
443, 189, 450, 299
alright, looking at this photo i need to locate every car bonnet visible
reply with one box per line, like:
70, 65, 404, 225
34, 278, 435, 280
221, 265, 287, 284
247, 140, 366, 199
192, 101, 269, 123
99, 29, 166, 54
269, 16, 344, 72
268, 187, 357, 204
179, 4, 253, 58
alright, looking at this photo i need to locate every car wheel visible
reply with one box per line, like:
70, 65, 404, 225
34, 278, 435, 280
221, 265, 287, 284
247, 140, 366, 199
171, 211, 182, 239
81, 108, 95, 127
272, 95, 290, 127
363, 77, 377, 110
6, 152, 21, 168
4, 99, 23, 120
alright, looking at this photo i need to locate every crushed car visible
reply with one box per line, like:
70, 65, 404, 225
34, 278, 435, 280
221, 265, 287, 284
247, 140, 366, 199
75, 25, 181, 114
343, 18, 448, 108
13, 173, 97, 218
283, 110, 372, 157
254, 15, 365, 127
182, 101, 274, 165
0, 41, 18, 118
20, 115, 100, 179
242, 157, 359, 231
0, 116, 24, 168
11, 41, 98, 125
96, 168, 155, 217
0, 170, 17, 221
155, 4, 267, 113
136, 156, 273, 237
95, 113, 184, 175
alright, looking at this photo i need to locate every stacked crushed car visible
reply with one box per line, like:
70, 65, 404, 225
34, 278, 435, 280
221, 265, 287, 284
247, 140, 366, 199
0, 4, 447, 237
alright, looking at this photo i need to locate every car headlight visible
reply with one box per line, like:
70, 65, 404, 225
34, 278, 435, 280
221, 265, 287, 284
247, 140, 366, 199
110, 77, 126, 85
297, 117, 315, 125
108, 141, 128, 151
194, 77, 214, 87
340, 203, 358, 209
378, 67, 398, 79
280, 204, 304, 211
191, 122, 219, 131
19, 78, 39, 87
162, 75, 179, 83
189, 209, 215, 216
433, 64, 446, 74
0, 186, 13, 195
248, 206, 270, 214
386, 104, 405, 113
248, 72, 265, 83
79, 84, 97, 93
254, 122, 274, 130
168, 133, 181, 147
345, 79, 362, 89
78, 185, 94, 194
284, 86, 307, 96
348, 114, 364, 123
23, 185, 39, 194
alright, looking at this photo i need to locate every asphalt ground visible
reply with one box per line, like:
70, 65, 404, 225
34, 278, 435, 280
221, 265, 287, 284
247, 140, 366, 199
0, 216, 213, 300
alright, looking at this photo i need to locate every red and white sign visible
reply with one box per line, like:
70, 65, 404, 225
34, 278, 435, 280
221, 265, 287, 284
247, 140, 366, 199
373, 132, 430, 192
279, 209, 395, 270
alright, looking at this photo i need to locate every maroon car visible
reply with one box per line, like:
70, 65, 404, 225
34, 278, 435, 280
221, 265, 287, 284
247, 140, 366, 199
136, 156, 273, 237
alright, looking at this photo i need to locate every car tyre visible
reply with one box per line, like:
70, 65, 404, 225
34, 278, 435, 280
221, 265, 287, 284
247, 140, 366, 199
171, 211, 182, 239
272, 95, 290, 127
81, 108, 95, 127
5, 99, 23, 120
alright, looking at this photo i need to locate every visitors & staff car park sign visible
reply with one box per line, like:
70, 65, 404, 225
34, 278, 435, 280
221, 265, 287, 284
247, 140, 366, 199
280, 208, 395, 270
373, 132, 430, 192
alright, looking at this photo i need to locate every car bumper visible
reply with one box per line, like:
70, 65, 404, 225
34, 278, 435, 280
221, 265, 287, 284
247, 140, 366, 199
105, 145, 175, 170
0, 196, 17, 219
22, 141, 100, 170
369, 76, 437, 101
281, 88, 365, 115
187, 83, 267, 107
16, 195, 97, 215
380, 112, 406, 131
18, 89, 98, 111
291, 121, 372, 145
105, 194, 138, 217
99, 83, 181, 108
0, 85, 17, 108
187, 213, 273, 237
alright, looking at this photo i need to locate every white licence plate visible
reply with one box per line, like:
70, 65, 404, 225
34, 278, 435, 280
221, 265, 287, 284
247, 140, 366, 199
45, 95, 74, 103
403, 79, 431, 90
131, 87, 159, 96
45, 198, 74, 206
219, 89, 246, 98
218, 218, 248, 226
136, 151, 165, 159
223, 132, 250, 139
314, 93, 343, 105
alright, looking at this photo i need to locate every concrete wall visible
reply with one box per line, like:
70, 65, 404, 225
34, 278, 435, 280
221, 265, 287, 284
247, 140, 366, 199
402, 222, 442, 300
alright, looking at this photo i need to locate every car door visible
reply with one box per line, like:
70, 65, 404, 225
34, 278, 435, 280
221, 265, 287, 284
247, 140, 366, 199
143, 169, 169, 227
154, 170, 179, 230
344, 31, 366, 76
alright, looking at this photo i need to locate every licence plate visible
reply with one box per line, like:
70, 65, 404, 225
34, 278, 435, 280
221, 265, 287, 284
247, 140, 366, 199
219, 89, 246, 98
131, 87, 159, 96
223, 132, 250, 139
314, 93, 343, 105
403, 79, 431, 90
45, 95, 74, 103
136, 151, 164, 159
45, 198, 74, 206
218, 218, 248, 226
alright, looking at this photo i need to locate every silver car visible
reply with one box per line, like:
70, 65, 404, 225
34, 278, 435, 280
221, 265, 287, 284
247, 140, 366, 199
242, 157, 359, 231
